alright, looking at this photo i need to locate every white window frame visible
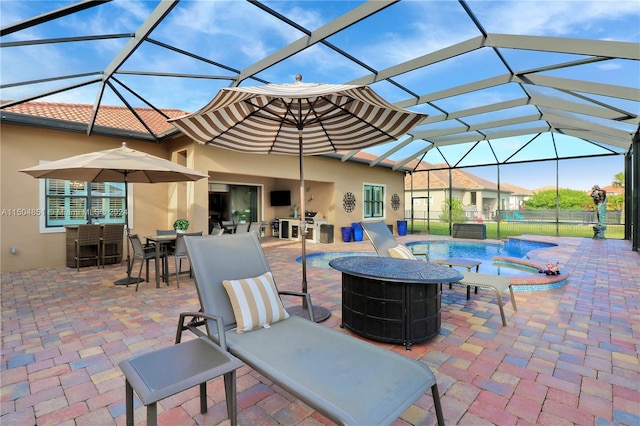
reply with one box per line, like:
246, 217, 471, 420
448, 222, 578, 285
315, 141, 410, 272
38, 173, 132, 234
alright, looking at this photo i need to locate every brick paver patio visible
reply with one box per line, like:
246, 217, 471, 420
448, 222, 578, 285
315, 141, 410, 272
2, 234, 639, 425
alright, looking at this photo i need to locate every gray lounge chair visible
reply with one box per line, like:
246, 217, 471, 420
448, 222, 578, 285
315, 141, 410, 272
178, 232, 444, 425
360, 220, 427, 260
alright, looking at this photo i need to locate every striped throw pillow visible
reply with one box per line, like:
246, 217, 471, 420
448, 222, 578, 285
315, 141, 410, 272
388, 244, 417, 260
222, 271, 289, 333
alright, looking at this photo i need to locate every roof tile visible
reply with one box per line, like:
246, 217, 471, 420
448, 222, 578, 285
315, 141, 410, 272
4, 101, 188, 135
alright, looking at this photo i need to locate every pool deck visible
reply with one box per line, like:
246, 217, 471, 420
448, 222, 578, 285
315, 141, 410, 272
2, 234, 639, 425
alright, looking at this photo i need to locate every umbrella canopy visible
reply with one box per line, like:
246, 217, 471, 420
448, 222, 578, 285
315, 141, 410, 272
20, 142, 208, 183
169, 76, 427, 320
20, 142, 208, 285
168, 78, 425, 154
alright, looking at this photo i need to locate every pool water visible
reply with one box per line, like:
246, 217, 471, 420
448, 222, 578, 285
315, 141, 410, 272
406, 239, 554, 261
300, 239, 556, 276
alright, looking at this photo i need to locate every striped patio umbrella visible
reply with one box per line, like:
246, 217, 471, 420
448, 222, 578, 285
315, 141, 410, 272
169, 75, 426, 321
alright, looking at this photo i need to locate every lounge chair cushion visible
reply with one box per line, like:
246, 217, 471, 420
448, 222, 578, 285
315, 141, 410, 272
388, 244, 416, 260
222, 271, 289, 333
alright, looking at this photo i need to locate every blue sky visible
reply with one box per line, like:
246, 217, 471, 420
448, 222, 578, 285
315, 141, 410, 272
468, 155, 625, 191
1, 1, 638, 191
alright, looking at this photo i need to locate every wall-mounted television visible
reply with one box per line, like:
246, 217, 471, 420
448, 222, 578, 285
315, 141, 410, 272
270, 190, 291, 206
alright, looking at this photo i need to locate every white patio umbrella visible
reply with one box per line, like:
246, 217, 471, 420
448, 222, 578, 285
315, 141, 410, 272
20, 142, 209, 285
169, 75, 427, 321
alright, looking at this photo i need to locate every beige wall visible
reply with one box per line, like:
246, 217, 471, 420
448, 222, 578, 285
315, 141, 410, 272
1, 126, 405, 272
191, 142, 406, 231
1, 124, 184, 272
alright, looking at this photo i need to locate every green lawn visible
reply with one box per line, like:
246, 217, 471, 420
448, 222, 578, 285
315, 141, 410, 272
410, 221, 625, 240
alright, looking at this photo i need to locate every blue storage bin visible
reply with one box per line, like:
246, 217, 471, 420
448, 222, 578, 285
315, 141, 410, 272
397, 220, 408, 236
352, 222, 363, 241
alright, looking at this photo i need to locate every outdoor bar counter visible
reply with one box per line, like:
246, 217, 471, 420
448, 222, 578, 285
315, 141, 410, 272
329, 256, 463, 350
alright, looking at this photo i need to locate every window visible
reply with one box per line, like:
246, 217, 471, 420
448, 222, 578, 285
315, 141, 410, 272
44, 179, 126, 228
363, 184, 384, 218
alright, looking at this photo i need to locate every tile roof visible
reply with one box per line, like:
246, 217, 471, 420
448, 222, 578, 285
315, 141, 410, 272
3, 101, 189, 136
500, 183, 534, 196
405, 167, 512, 192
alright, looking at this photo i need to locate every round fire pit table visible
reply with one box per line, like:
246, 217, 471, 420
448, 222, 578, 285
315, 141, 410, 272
329, 256, 463, 350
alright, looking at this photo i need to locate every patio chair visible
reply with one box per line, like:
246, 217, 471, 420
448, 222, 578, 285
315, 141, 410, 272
156, 229, 177, 255
173, 231, 203, 288
210, 221, 223, 235
248, 221, 262, 239
360, 221, 427, 260
74, 224, 102, 271
221, 220, 236, 234
234, 222, 249, 234
129, 234, 168, 291
178, 232, 444, 425
100, 223, 124, 268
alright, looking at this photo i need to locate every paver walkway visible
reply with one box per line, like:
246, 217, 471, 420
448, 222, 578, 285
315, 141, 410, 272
1, 234, 639, 425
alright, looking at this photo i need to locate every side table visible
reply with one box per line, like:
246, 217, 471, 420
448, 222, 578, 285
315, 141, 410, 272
119, 337, 243, 426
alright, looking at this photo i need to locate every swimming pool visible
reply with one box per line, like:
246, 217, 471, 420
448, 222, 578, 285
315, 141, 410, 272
300, 239, 556, 277
407, 239, 554, 262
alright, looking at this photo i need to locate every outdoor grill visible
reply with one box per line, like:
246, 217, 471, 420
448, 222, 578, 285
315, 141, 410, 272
303, 211, 327, 243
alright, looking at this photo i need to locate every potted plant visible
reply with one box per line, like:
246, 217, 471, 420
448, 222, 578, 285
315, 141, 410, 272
173, 218, 190, 233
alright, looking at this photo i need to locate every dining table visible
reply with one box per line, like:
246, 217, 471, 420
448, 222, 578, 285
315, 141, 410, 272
145, 234, 177, 288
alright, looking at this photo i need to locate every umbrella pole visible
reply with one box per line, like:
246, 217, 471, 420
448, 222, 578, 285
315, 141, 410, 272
300, 145, 307, 296
287, 128, 330, 322
114, 173, 142, 286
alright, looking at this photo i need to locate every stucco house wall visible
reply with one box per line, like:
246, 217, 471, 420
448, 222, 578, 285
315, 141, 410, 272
404, 169, 517, 221
1, 123, 405, 272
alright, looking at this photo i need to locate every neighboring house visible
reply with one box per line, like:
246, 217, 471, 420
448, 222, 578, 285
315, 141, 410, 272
1, 102, 407, 272
404, 168, 517, 221
602, 185, 624, 197
500, 183, 534, 211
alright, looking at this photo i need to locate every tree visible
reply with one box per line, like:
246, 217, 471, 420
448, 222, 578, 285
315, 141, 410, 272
608, 194, 624, 211
613, 172, 624, 187
524, 189, 592, 210
439, 198, 467, 223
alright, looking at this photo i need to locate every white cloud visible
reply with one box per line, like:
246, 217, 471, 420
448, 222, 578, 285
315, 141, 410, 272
471, 1, 640, 40
597, 62, 622, 71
